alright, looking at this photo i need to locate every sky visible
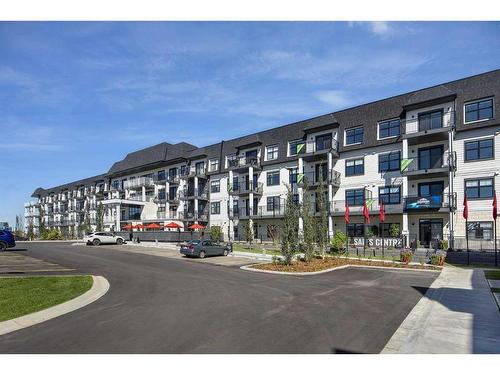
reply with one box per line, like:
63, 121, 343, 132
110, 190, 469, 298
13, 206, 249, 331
1, 21, 499, 227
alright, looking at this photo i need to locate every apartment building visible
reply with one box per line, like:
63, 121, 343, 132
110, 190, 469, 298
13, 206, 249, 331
25, 69, 500, 248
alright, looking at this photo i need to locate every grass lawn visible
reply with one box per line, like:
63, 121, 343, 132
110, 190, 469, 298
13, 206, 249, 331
0, 276, 93, 322
232, 243, 281, 256
485, 270, 500, 280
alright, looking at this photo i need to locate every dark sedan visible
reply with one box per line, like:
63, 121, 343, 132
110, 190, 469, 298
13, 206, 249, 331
180, 240, 231, 258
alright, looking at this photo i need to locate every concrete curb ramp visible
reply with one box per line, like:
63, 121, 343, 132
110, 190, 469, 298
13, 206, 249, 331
240, 263, 441, 276
0, 275, 110, 336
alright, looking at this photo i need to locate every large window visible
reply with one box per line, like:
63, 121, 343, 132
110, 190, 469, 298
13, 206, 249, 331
467, 221, 493, 240
158, 189, 166, 200
379, 119, 400, 139
157, 170, 166, 181
418, 146, 443, 170
289, 139, 305, 156
292, 194, 299, 206
315, 133, 332, 151
289, 167, 298, 184
345, 158, 364, 176
266, 196, 281, 211
379, 151, 400, 172
379, 186, 401, 204
345, 189, 365, 206
465, 139, 494, 161
345, 127, 364, 145
168, 168, 177, 178
465, 98, 493, 123
266, 145, 279, 161
465, 178, 494, 199
418, 109, 443, 131
209, 158, 219, 172
210, 180, 220, 193
347, 223, 364, 237
211, 202, 221, 215
267, 171, 280, 186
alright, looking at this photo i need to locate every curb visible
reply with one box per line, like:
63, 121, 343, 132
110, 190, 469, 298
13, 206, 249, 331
240, 263, 442, 276
0, 275, 110, 336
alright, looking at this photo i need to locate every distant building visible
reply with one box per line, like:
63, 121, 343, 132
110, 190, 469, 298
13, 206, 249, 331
0, 222, 12, 231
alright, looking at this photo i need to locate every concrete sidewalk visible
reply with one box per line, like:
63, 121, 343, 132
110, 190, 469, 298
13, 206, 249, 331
382, 267, 500, 353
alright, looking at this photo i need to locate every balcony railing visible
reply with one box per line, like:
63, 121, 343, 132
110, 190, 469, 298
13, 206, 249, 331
229, 181, 263, 195
180, 167, 207, 179
167, 175, 180, 184
227, 155, 261, 170
179, 187, 209, 200
292, 169, 341, 187
404, 193, 457, 211
304, 138, 339, 155
402, 111, 455, 135
401, 151, 456, 174
157, 212, 178, 220
124, 177, 155, 189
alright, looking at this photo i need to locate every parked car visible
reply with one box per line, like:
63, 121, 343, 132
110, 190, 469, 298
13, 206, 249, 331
180, 240, 231, 258
0, 230, 16, 251
84, 232, 125, 246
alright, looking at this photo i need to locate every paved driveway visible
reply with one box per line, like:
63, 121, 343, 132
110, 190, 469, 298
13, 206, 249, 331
0, 242, 438, 353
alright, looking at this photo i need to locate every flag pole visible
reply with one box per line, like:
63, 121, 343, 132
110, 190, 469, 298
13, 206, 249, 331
495, 218, 498, 267
494, 189, 498, 267
466, 217, 470, 266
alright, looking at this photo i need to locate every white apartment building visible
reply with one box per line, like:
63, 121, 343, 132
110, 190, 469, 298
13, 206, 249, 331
25, 69, 500, 249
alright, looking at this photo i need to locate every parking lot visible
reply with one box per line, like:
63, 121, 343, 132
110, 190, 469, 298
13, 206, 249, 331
0, 242, 438, 353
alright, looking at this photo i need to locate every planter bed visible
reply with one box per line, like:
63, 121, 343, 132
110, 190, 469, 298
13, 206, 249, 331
249, 257, 442, 274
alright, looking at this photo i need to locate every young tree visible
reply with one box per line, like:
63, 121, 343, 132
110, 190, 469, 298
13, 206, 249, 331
244, 220, 254, 248
210, 225, 223, 242
281, 185, 300, 265
15, 214, 24, 236
69, 225, 75, 240
96, 202, 104, 232
38, 205, 47, 240
83, 204, 92, 235
267, 224, 280, 245
26, 221, 34, 240
301, 179, 315, 262
315, 175, 329, 257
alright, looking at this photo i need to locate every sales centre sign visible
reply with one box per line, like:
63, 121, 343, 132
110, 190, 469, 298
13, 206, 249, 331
351, 237, 403, 248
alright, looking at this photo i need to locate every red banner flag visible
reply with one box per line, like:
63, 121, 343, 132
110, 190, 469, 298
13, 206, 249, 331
379, 199, 385, 223
463, 193, 468, 220
344, 201, 350, 224
493, 190, 498, 220
363, 201, 370, 224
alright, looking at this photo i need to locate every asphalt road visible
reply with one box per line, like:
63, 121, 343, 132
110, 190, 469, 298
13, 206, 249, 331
0, 242, 438, 354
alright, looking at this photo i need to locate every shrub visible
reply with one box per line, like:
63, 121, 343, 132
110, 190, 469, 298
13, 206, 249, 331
330, 230, 347, 253
45, 229, 63, 241
431, 254, 445, 266
387, 245, 394, 250
439, 240, 449, 250
210, 226, 223, 242
400, 250, 413, 264
389, 224, 401, 237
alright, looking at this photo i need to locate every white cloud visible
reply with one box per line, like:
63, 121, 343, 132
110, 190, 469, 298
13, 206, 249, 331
314, 90, 353, 110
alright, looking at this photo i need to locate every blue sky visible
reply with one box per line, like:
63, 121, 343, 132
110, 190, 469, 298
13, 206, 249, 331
1, 21, 499, 226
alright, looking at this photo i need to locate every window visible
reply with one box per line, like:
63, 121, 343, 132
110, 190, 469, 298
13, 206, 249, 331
380, 223, 400, 237
465, 98, 493, 123
289, 167, 298, 184
465, 139, 494, 161
379, 186, 401, 204
112, 180, 119, 189
180, 165, 186, 175
209, 158, 219, 172
418, 146, 443, 170
210, 180, 220, 193
267, 196, 281, 211
266, 145, 279, 161
378, 119, 400, 139
267, 171, 280, 186
345, 189, 365, 206
158, 189, 166, 200
345, 158, 364, 176
292, 194, 299, 206
467, 221, 493, 240
418, 109, 443, 131
345, 127, 363, 145
168, 168, 177, 178
211, 202, 221, 215
347, 224, 364, 237
315, 133, 332, 151
289, 139, 305, 156
169, 186, 177, 198
157, 170, 166, 181
465, 178, 494, 199
379, 151, 401, 172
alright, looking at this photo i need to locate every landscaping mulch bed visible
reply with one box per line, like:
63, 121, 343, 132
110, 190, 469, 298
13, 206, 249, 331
251, 257, 441, 273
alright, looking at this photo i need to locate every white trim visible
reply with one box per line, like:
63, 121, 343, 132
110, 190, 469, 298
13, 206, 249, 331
344, 125, 364, 147
463, 96, 494, 125
377, 117, 401, 141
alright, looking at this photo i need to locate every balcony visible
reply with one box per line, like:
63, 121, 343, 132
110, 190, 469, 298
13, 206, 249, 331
302, 138, 339, 161
179, 187, 209, 201
227, 155, 262, 172
157, 211, 177, 220
167, 175, 180, 185
329, 199, 404, 216
294, 169, 341, 188
124, 177, 155, 190
228, 181, 263, 196
401, 151, 456, 179
402, 111, 455, 145
179, 167, 207, 180
252, 205, 286, 219
404, 193, 457, 212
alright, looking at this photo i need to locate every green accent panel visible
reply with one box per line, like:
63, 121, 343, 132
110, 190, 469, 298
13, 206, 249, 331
297, 143, 305, 153
400, 158, 413, 172
365, 198, 375, 208
297, 173, 305, 183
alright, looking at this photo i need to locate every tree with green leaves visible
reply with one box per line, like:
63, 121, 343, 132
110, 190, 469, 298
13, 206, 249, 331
301, 179, 315, 262
243, 220, 253, 249
96, 202, 104, 232
26, 221, 34, 240
281, 185, 300, 265
15, 214, 24, 237
315, 175, 329, 257
83, 203, 92, 235
38, 205, 47, 240
210, 225, 223, 242
69, 225, 75, 240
